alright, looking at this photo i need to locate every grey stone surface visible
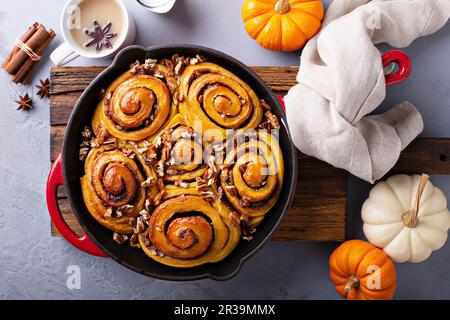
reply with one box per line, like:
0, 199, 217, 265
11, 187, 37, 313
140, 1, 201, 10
0, 0, 449, 299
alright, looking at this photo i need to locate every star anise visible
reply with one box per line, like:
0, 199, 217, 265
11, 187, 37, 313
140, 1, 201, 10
36, 78, 50, 99
84, 20, 118, 52
15, 93, 33, 111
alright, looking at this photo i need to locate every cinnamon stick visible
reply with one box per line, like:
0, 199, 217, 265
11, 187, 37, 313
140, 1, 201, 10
2, 23, 55, 84
14, 30, 56, 84
1, 23, 39, 69
4, 24, 50, 75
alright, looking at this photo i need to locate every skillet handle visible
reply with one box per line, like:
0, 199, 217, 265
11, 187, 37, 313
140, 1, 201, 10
277, 96, 286, 112
46, 154, 107, 257
382, 50, 412, 87
278, 50, 412, 109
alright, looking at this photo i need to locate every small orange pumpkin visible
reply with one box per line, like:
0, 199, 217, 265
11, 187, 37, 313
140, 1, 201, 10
329, 240, 397, 300
241, 0, 324, 51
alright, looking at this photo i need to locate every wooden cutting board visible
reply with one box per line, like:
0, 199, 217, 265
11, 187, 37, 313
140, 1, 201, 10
49, 66, 450, 242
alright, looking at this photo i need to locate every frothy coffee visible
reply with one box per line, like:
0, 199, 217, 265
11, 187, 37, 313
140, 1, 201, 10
69, 0, 124, 54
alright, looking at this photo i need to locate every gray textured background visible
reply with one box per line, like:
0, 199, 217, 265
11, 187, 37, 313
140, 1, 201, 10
0, 0, 449, 299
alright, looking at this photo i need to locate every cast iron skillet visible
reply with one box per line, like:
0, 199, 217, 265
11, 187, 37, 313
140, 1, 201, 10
47, 45, 298, 281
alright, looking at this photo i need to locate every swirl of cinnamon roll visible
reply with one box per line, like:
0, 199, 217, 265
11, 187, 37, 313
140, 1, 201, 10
93, 72, 171, 141
139, 195, 241, 268
81, 142, 157, 233
150, 121, 208, 184
219, 131, 284, 228
178, 62, 263, 138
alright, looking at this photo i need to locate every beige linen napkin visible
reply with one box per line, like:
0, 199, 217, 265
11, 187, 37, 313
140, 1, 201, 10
284, 0, 450, 182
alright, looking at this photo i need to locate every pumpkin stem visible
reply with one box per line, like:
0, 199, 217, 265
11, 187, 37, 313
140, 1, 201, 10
344, 275, 359, 292
402, 174, 429, 228
274, 0, 290, 14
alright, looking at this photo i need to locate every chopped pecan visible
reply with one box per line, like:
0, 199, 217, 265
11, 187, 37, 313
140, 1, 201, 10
145, 146, 158, 164
229, 211, 241, 227
154, 71, 165, 79
174, 59, 185, 75
102, 137, 117, 148
128, 217, 137, 226
217, 186, 224, 201
171, 54, 180, 65
161, 146, 171, 162
137, 145, 150, 155
207, 155, 217, 172
149, 246, 158, 256
128, 141, 138, 149
224, 185, 237, 196
139, 209, 151, 222
81, 126, 92, 141
207, 173, 217, 186
163, 58, 174, 70
175, 180, 189, 188
166, 77, 178, 94
96, 127, 108, 145
117, 204, 134, 215
79, 147, 89, 161
156, 160, 165, 177
189, 57, 200, 65
203, 168, 213, 180
141, 177, 157, 187
104, 91, 112, 104
200, 191, 215, 203
154, 136, 162, 149
129, 233, 140, 248
196, 177, 208, 192
239, 196, 251, 208
196, 55, 207, 63
104, 207, 113, 218
212, 143, 224, 153
264, 111, 280, 129
113, 232, 128, 245
260, 99, 271, 111
134, 217, 146, 234
145, 198, 154, 211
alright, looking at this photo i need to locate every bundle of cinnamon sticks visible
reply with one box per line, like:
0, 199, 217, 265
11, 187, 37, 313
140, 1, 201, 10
2, 23, 56, 84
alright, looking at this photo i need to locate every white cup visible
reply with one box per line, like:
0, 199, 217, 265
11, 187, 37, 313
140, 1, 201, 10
50, 0, 136, 66
136, 0, 177, 13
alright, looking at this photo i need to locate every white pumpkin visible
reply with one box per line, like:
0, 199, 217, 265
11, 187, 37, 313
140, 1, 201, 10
362, 174, 450, 263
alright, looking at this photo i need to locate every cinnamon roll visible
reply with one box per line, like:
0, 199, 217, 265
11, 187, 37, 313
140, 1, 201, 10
92, 68, 172, 141
139, 195, 241, 268
219, 131, 284, 228
81, 142, 158, 234
178, 62, 263, 139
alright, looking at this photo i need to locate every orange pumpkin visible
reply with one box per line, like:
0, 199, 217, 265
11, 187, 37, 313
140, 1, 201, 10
241, 0, 324, 51
329, 240, 397, 300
